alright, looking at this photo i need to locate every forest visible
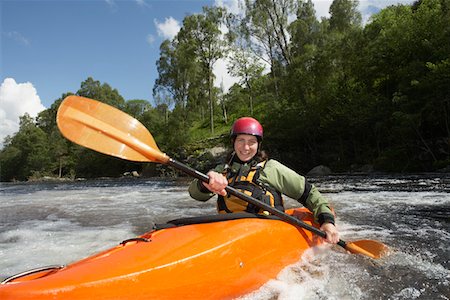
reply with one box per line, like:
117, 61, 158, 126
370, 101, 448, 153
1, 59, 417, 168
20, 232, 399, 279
1, 0, 449, 182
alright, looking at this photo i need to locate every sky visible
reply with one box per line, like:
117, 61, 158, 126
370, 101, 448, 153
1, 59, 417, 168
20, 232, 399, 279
1, 0, 413, 147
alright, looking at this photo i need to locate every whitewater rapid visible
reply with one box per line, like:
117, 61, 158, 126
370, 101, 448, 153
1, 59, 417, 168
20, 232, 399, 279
1, 175, 449, 299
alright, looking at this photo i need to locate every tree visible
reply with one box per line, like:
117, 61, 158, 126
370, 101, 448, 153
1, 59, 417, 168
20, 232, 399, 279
77, 77, 125, 109
243, 0, 295, 67
124, 99, 152, 119
289, 0, 321, 57
241, 0, 297, 99
287, 0, 321, 103
154, 39, 189, 112
179, 6, 227, 134
329, 0, 362, 32
355, 0, 450, 170
0, 114, 50, 180
227, 42, 265, 115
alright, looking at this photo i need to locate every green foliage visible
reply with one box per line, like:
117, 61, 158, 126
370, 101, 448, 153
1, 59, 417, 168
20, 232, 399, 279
78, 77, 125, 109
1, 0, 449, 181
0, 114, 50, 181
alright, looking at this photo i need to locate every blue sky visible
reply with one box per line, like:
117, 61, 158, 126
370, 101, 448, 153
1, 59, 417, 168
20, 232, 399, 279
2, 0, 211, 107
1, 0, 412, 146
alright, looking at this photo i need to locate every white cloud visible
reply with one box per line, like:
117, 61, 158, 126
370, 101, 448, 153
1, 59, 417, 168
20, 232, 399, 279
154, 17, 181, 40
0, 78, 46, 148
135, 0, 151, 8
5, 31, 30, 46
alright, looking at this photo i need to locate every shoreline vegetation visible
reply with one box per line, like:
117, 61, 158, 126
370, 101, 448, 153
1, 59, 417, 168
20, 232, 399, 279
20, 149, 450, 183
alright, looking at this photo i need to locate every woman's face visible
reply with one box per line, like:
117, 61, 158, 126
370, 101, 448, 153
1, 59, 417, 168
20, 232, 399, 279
234, 134, 258, 162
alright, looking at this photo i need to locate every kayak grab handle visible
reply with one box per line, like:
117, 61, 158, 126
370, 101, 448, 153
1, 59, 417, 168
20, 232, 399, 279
120, 238, 151, 245
1, 265, 65, 284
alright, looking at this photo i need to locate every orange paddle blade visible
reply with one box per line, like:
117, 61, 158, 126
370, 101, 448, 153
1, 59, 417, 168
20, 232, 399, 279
57, 95, 169, 163
344, 239, 389, 259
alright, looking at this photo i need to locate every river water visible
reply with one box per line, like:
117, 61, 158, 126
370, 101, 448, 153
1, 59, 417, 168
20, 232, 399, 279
0, 175, 449, 299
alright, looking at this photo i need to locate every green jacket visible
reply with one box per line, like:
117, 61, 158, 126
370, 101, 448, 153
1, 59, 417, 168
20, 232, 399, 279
188, 159, 335, 225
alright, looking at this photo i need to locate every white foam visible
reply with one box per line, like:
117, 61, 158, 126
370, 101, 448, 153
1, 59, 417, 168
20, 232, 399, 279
0, 219, 133, 278
391, 287, 422, 300
385, 251, 450, 282
238, 246, 367, 300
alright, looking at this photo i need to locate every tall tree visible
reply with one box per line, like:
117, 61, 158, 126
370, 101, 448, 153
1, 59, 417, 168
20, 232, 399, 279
36, 93, 76, 178
179, 6, 227, 134
287, 0, 321, 103
329, 0, 362, 32
227, 41, 265, 115
239, 0, 297, 97
244, 0, 295, 66
154, 39, 190, 112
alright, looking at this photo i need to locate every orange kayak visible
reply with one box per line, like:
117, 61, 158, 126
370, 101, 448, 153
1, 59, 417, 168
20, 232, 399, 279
0, 208, 322, 299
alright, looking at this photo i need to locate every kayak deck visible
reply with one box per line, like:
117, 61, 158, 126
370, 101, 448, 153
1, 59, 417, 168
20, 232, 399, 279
0, 208, 322, 299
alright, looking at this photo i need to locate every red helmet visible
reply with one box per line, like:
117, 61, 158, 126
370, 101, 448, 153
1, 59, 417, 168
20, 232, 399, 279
230, 117, 263, 139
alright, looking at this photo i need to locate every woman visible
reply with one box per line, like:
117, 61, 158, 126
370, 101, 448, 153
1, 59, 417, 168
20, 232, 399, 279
188, 117, 339, 244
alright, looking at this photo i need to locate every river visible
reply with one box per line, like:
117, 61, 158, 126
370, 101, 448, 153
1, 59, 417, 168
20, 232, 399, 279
0, 175, 449, 299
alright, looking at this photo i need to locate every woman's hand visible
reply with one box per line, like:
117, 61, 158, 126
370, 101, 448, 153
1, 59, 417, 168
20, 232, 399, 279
203, 171, 228, 196
320, 223, 340, 244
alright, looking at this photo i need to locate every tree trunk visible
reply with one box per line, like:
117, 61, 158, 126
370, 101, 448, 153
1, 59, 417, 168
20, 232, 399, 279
209, 68, 214, 134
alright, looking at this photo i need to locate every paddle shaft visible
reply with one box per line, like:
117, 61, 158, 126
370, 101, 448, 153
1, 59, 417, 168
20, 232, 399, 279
168, 158, 347, 249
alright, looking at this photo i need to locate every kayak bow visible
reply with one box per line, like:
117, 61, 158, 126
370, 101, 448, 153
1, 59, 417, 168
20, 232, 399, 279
0, 208, 321, 299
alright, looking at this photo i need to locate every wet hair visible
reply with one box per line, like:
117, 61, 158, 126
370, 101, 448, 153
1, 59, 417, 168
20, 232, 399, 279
255, 149, 269, 162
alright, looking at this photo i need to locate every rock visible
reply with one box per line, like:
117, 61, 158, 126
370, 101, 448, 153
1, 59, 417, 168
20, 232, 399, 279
208, 146, 228, 157
307, 165, 332, 176
123, 171, 140, 177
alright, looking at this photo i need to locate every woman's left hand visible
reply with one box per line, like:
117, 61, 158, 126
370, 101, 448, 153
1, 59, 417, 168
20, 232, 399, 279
320, 223, 340, 244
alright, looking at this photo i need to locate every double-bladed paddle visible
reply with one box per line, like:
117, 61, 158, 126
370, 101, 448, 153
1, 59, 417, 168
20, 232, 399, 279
57, 95, 388, 259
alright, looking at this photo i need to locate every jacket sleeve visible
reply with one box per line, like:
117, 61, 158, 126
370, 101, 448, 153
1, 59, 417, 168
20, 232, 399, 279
260, 160, 335, 225
188, 179, 215, 202
188, 164, 226, 202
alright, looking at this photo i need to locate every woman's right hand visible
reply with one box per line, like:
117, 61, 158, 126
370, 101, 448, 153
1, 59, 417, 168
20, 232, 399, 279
203, 171, 228, 196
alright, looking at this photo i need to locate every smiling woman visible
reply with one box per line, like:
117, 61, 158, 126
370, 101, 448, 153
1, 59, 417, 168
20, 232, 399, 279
188, 116, 343, 245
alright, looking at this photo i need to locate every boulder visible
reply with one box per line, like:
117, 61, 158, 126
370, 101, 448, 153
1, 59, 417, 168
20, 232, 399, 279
307, 165, 332, 176
208, 146, 228, 157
